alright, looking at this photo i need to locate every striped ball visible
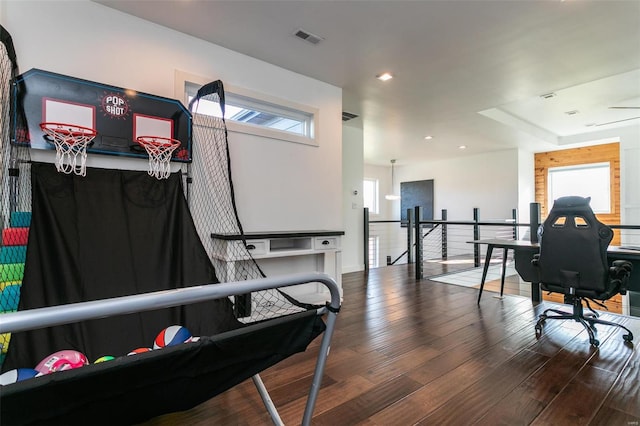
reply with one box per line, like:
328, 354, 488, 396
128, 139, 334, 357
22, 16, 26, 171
153, 325, 192, 349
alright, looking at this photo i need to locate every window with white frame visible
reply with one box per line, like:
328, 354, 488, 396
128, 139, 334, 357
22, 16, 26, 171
548, 162, 611, 213
363, 178, 379, 214
183, 78, 318, 147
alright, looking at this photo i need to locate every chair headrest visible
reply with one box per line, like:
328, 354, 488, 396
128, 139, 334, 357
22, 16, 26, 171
552, 195, 591, 208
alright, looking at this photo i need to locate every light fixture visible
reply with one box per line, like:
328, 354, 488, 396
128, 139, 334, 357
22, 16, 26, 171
376, 72, 393, 82
424, 135, 433, 140
385, 159, 401, 200
458, 145, 467, 150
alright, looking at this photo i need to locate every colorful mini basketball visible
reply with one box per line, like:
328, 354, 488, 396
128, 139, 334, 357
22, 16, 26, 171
127, 347, 152, 356
153, 325, 192, 349
34, 350, 88, 374
0, 368, 40, 385
94, 356, 115, 363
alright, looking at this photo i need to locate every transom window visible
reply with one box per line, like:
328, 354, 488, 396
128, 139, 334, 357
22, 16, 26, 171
184, 79, 317, 146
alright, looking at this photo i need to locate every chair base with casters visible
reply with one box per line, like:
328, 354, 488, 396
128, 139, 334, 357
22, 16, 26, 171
531, 195, 635, 348
535, 294, 634, 347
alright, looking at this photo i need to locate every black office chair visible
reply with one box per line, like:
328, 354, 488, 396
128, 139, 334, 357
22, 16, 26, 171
532, 195, 633, 347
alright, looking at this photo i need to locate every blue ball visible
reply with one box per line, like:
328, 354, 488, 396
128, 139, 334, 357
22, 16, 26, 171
0, 368, 39, 385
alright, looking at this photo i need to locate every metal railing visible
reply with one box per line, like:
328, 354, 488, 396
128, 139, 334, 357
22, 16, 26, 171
365, 204, 640, 281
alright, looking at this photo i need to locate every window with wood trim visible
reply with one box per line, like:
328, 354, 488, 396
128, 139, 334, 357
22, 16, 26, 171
535, 142, 620, 233
535, 142, 622, 313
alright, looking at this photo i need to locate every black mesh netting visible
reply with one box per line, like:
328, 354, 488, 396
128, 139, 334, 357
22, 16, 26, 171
1, 25, 31, 369
185, 81, 317, 323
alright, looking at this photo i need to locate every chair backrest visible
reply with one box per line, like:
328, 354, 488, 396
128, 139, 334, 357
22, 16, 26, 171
537, 196, 612, 293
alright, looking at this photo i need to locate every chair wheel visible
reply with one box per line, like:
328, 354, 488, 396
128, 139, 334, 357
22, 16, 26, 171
623, 333, 633, 342
535, 324, 542, 339
591, 339, 600, 347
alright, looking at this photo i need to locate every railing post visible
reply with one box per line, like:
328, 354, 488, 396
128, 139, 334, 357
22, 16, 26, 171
407, 208, 414, 264
441, 209, 448, 260
529, 202, 541, 243
363, 207, 369, 271
512, 208, 518, 240
414, 206, 423, 280
473, 208, 480, 267
529, 202, 542, 304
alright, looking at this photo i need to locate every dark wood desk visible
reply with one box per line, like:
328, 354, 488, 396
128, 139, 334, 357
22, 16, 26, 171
469, 239, 539, 304
469, 239, 640, 308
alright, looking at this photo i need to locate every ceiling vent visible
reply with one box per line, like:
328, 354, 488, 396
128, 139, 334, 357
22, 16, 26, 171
293, 28, 324, 45
342, 111, 359, 122
540, 92, 557, 100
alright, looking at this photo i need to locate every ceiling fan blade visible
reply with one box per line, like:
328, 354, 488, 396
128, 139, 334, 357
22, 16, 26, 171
596, 116, 640, 126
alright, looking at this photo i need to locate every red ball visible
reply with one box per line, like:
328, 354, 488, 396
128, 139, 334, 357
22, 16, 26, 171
127, 347, 152, 356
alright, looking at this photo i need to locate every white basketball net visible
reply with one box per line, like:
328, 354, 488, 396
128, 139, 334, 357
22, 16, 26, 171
137, 136, 180, 180
40, 123, 96, 177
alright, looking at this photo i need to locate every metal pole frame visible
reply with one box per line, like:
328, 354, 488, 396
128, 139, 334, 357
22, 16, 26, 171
473, 207, 480, 267
414, 205, 423, 280
441, 209, 448, 260
0, 272, 341, 426
363, 207, 370, 272
407, 208, 414, 264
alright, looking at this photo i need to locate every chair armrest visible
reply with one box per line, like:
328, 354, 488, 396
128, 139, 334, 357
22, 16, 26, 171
613, 260, 633, 273
610, 260, 633, 295
531, 253, 540, 266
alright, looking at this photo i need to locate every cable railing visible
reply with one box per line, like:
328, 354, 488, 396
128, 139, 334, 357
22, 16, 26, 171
365, 204, 640, 281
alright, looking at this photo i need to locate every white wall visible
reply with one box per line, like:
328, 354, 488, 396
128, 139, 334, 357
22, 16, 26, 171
517, 149, 536, 231
370, 150, 521, 221
363, 151, 522, 267
615, 126, 640, 228
342, 123, 364, 273
2, 0, 343, 233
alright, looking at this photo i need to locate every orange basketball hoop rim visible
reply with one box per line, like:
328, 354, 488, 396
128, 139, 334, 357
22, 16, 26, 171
40, 122, 97, 142
135, 136, 182, 180
135, 136, 181, 151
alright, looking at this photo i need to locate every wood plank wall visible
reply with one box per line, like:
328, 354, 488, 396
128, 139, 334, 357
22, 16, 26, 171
534, 142, 622, 312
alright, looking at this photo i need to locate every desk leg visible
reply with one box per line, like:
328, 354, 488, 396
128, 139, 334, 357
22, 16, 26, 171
477, 245, 494, 304
531, 282, 541, 303
498, 248, 508, 298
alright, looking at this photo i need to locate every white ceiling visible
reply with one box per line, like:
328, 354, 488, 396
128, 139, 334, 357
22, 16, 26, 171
96, 0, 640, 166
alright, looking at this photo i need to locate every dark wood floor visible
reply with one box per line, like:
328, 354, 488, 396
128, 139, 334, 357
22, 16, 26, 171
144, 265, 640, 425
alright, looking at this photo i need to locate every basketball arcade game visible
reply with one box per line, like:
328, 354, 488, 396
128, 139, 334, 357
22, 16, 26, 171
12, 68, 192, 178
0, 64, 340, 425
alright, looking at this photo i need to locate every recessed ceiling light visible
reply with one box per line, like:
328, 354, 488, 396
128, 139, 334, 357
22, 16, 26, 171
458, 145, 467, 150
424, 135, 433, 140
376, 72, 393, 82
565, 110, 580, 115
